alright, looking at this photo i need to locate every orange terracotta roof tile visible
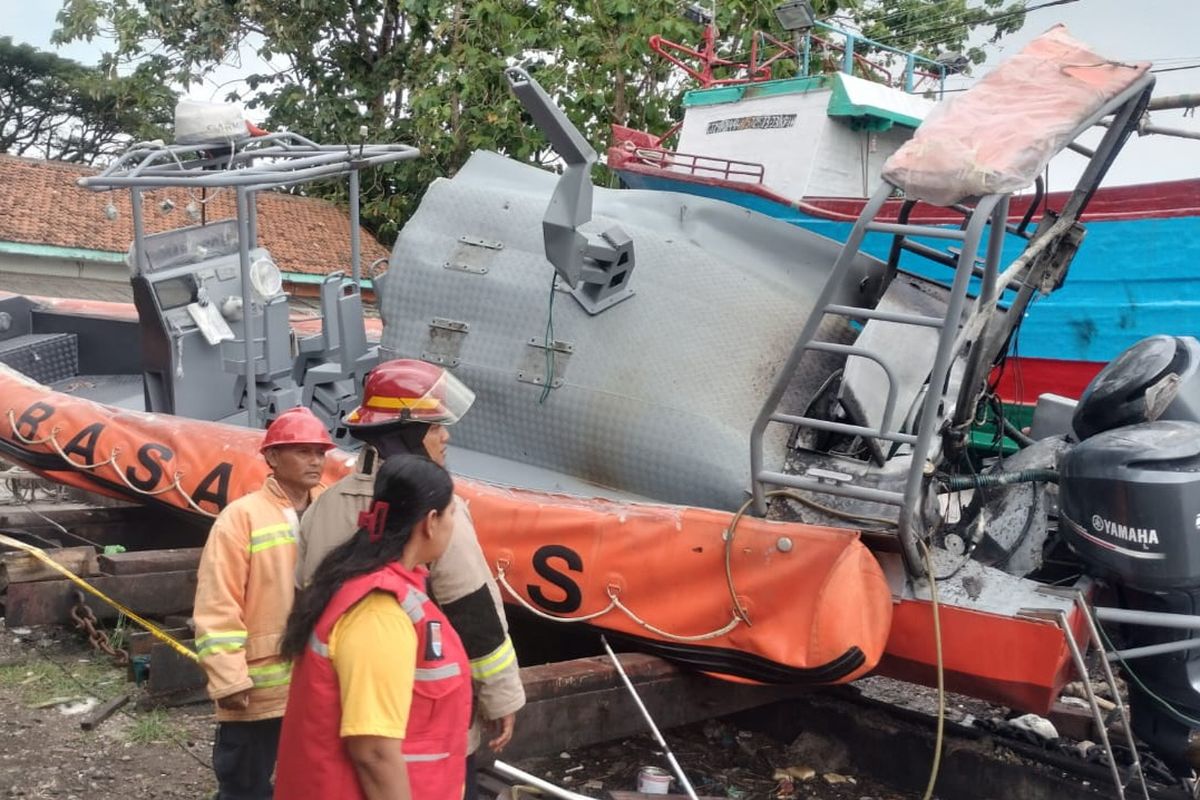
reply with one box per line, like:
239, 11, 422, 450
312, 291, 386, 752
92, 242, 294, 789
0, 153, 390, 276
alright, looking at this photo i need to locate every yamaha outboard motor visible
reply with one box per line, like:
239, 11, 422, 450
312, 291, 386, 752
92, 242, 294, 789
1059, 335, 1200, 774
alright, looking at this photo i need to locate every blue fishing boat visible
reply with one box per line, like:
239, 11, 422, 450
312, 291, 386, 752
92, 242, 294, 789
608, 18, 1200, 409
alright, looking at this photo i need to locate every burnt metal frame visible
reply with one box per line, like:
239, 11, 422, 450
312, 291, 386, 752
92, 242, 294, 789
77, 134, 419, 427
748, 72, 1156, 577
1025, 588, 1152, 800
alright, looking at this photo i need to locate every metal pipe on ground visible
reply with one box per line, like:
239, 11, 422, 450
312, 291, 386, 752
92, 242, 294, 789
492, 761, 596, 800
601, 637, 701, 800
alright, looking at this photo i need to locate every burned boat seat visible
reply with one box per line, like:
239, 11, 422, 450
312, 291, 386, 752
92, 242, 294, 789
882, 24, 1149, 206
296, 273, 343, 357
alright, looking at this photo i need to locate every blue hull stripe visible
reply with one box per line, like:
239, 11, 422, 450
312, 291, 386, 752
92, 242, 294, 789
619, 173, 1200, 363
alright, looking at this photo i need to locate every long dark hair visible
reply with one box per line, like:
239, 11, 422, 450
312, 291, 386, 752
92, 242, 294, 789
281, 454, 454, 659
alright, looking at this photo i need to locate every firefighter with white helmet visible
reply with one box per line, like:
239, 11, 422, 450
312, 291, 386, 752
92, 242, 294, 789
194, 406, 336, 799
297, 359, 525, 799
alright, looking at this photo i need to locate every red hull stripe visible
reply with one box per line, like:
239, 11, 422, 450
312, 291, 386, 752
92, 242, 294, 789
990, 357, 1104, 406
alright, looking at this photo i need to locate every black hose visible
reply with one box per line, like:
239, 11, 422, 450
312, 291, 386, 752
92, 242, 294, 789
939, 468, 1059, 492
1000, 415, 1036, 448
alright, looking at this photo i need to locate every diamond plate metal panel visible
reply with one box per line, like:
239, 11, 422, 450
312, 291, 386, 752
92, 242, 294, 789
0, 333, 78, 384
381, 152, 875, 510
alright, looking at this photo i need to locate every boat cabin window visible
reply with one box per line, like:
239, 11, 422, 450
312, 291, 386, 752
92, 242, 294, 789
153, 275, 199, 311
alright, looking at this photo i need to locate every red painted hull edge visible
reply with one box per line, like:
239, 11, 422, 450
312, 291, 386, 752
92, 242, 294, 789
879, 599, 1085, 714
992, 357, 1104, 406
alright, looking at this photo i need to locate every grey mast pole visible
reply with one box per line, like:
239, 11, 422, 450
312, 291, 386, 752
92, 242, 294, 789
235, 187, 258, 427
349, 169, 362, 285
129, 189, 145, 271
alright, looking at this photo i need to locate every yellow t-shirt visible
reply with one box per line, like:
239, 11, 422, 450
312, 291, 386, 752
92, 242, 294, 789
328, 590, 418, 738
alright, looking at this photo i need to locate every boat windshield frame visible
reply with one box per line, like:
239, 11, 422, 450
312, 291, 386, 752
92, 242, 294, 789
76, 132, 420, 428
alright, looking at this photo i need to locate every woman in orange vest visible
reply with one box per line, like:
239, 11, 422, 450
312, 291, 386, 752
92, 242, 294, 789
275, 455, 471, 800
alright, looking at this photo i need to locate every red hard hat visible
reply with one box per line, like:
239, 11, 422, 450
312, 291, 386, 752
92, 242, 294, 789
260, 407, 336, 453
344, 359, 476, 430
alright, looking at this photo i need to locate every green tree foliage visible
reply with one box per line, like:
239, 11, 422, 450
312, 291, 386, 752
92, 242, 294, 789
53, 0, 1026, 237
0, 37, 175, 164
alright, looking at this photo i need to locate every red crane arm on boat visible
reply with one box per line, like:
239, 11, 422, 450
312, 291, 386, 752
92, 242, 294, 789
648, 25, 931, 90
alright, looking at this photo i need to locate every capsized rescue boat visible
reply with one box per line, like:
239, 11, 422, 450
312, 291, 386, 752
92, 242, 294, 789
0, 360, 1089, 709
0, 24, 1184, 756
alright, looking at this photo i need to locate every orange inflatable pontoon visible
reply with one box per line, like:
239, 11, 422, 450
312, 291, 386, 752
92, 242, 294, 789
0, 363, 892, 685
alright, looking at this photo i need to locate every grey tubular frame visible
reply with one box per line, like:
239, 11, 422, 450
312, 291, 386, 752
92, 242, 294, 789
77, 134, 419, 427
749, 73, 1156, 578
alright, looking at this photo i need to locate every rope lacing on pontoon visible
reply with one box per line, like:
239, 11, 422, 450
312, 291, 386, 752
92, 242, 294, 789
493, 562, 742, 643
6, 408, 219, 519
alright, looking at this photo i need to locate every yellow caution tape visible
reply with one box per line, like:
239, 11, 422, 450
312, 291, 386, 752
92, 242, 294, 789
0, 533, 198, 662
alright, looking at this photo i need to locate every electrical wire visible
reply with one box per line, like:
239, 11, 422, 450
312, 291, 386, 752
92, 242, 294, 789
918, 539, 945, 800
873, 0, 1081, 48
538, 272, 557, 405
1151, 64, 1200, 74
1096, 621, 1200, 729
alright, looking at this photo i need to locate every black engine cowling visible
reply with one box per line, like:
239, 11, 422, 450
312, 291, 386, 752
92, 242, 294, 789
1072, 335, 1200, 441
1058, 336, 1200, 775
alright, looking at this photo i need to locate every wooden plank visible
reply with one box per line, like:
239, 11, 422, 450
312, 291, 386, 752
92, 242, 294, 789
1, 570, 197, 626
505, 656, 804, 760
127, 627, 192, 658
80, 693, 130, 731
0, 546, 96, 590
0, 503, 136, 531
97, 548, 202, 576
146, 640, 207, 698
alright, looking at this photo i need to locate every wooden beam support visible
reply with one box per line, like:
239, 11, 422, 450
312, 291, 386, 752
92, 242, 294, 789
80, 693, 130, 731
128, 627, 192, 658
0, 546, 96, 590
1, 570, 197, 626
146, 641, 206, 698
0, 503, 135, 531
97, 548, 202, 576
504, 654, 805, 760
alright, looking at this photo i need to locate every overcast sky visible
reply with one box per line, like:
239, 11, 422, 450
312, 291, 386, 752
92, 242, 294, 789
2, 0, 1197, 186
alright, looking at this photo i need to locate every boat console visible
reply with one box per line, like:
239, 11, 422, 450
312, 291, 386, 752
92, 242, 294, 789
71, 133, 419, 441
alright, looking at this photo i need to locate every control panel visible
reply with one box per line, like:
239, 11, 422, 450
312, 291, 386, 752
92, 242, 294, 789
131, 219, 287, 422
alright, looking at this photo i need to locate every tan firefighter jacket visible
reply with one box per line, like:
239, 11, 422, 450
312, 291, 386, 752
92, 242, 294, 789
297, 448, 526, 751
193, 476, 322, 722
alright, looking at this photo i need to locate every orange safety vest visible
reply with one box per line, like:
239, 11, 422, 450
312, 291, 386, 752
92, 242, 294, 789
275, 563, 471, 800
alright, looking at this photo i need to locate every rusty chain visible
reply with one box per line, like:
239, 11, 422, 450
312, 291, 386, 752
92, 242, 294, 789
69, 591, 130, 667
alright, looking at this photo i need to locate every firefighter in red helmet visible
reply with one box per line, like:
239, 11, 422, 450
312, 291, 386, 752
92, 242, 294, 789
194, 406, 335, 799
297, 360, 524, 800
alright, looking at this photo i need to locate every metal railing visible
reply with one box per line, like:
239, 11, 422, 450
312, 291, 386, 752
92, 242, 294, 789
800, 20, 948, 95
626, 146, 766, 183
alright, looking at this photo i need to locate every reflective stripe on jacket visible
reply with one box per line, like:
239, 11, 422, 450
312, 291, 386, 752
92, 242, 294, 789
275, 562, 471, 800
193, 476, 319, 722
297, 449, 526, 751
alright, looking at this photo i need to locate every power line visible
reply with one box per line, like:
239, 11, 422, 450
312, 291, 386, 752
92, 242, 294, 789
1151, 63, 1200, 74
873, 0, 1081, 46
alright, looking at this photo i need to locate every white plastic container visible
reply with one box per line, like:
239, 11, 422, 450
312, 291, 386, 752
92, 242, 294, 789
637, 766, 671, 795
174, 98, 250, 145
